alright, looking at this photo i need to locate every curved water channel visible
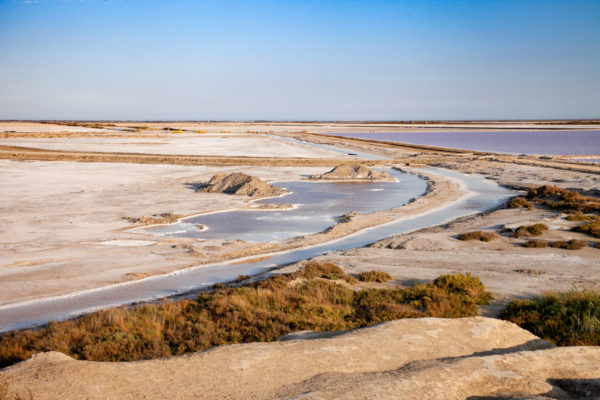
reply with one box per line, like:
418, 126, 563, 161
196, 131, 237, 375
143, 169, 426, 242
0, 167, 514, 332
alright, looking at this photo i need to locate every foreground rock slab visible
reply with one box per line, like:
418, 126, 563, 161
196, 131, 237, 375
4, 317, 598, 400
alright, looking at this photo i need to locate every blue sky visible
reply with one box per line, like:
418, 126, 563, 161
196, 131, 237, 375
1, 0, 599, 120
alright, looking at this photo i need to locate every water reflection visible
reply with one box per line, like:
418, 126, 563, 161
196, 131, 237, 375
145, 169, 426, 242
0, 169, 514, 332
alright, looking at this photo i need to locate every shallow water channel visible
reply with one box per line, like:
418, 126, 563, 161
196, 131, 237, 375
144, 169, 426, 242
0, 168, 513, 332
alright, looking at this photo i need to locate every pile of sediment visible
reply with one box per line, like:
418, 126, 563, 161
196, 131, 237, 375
3, 318, 600, 400
311, 163, 394, 181
200, 172, 287, 198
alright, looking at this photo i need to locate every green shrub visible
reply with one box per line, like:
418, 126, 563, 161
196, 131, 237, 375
0, 264, 490, 368
457, 231, 499, 242
501, 289, 600, 346
571, 221, 600, 238
357, 270, 393, 283
522, 239, 547, 248
512, 224, 549, 238
432, 273, 493, 305
550, 239, 586, 250
506, 197, 533, 209
300, 262, 356, 283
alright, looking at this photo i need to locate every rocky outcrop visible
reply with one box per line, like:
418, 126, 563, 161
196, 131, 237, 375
311, 164, 394, 181
3, 317, 598, 400
200, 172, 287, 198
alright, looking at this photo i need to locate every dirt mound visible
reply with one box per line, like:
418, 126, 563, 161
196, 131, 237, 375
5, 317, 596, 400
311, 164, 394, 181
372, 234, 458, 251
200, 172, 288, 198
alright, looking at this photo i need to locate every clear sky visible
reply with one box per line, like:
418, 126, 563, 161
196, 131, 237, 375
1, 0, 599, 120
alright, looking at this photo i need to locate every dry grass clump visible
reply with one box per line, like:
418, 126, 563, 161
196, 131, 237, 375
457, 231, 499, 242
357, 270, 393, 283
526, 185, 600, 213
123, 213, 182, 225
571, 221, 600, 238
501, 289, 600, 346
506, 197, 533, 209
512, 224, 549, 238
565, 212, 599, 222
0, 263, 491, 368
549, 239, 587, 250
522, 239, 547, 248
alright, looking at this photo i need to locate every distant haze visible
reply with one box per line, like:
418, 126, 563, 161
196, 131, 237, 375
1, 0, 599, 120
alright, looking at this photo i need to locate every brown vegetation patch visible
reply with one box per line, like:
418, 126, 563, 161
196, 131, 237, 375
357, 270, 393, 283
513, 268, 544, 275
512, 223, 549, 238
457, 231, 499, 242
571, 221, 600, 238
549, 239, 587, 250
0, 263, 491, 368
506, 197, 533, 209
522, 239, 547, 248
526, 185, 600, 213
124, 213, 182, 225
565, 212, 599, 222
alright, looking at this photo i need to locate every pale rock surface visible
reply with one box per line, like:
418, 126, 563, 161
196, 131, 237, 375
3, 317, 597, 400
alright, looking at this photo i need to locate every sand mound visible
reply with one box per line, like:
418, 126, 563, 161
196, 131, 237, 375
4, 317, 597, 400
311, 164, 394, 181
200, 172, 288, 198
372, 234, 458, 251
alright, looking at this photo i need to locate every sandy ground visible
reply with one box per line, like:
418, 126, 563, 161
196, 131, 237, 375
0, 134, 351, 159
74, 120, 600, 133
1, 121, 600, 398
2, 317, 599, 400
0, 159, 338, 306
307, 206, 600, 315
0, 123, 599, 308
0, 122, 108, 133
0, 161, 464, 306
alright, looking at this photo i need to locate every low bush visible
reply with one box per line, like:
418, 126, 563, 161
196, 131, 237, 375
506, 197, 533, 209
501, 289, 600, 346
357, 270, 393, 283
550, 239, 586, 250
571, 221, 600, 238
526, 185, 600, 213
0, 263, 491, 368
457, 231, 499, 242
522, 239, 547, 248
512, 224, 549, 238
431, 273, 493, 305
565, 212, 599, 222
